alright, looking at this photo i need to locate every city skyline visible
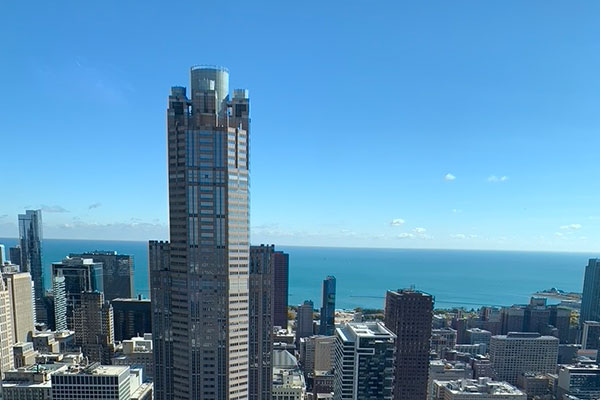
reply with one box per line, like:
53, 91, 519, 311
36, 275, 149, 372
3, 2, 600, 252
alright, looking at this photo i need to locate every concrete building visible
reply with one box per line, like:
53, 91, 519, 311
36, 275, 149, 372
557, 363, 600, 399
18, 210, 45, 324
8, 247, 21, 268
13, 342, 38, 368
501, 307, 525, 335
51, 257, 103, 330
432, 378, 526, 399
385, 289, 433, 400
0, 245, 5, 264
150, 66, 250, 400
300, 335, 335, 376
334, 322, 396, 400
319, 276, 336, 336
1, 363, 68, 400
581, 259, 600, 327
51, 364, 131, 400
112, 298, 151, 341
296, 300, 315, 344
516, 372, 554, 400
431, 328, 458, 358
272, 350, 306, 400
248, 245, 274, 400
0, 273, 14, 378
467, 328, 492, 348
489, 333, 558, 385
73, 291, 114, 364
32, 332, 59, 353
112, 334, 154, 380
2, 270, 35, 342
428, 360, 473, 400
70, 251, 134, 301
273, 251, 290, 330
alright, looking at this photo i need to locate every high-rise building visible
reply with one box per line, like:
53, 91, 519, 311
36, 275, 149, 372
150, 65, 250, 400
501, 306, 526, 334
489, 333, 558, 385
549, 305, 571, 344
248, 245, 274, 400
2, 270, 35, 342
273, 251, 289, 330
18, 210, 45, 323
581, 259, 600, 327
557, 363, 600, 399
333, 322, 396, 400
319, 276, 336, 336
385, 289, 433, 400
0, 244, 6, 265
581, 321, 600, 350
51, 257, 103, 330
73, 291, 114, 364
0, 272, 15, 379
52, 274, 67, 331
8, 247, 21, 268
70, 251, 134, 301
112, 298, 151, 341
296, 301, 314, 344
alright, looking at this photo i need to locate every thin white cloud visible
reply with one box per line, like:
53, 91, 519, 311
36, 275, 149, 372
41, 205, 69, 213
88, 202, 102, 210
452, 209, 462, 214
488, 175, 509, 183
413, 227, 426, 234
444, 173, 456, 182
390, 218, 405, 226
450, 233, 467, 239
397, 233, 415, 239
560, 224, 582, 231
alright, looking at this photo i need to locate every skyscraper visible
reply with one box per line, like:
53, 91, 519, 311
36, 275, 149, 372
296, 300, 315, 344
0, 272, 15, 379
150, 65, 250, 400
333, 322, 396, 400
8, 247, 21, 268
70, 251, 135, 301
51, 257, 104, 330
112, 297, 152, 341
248, 245, 274, 400
319, 276, 336, 336
384, 289, 433, 400
0, 244, 6, 265
2, 270, 35, 343
18, 210, 45, 323
581, 258, 600, 326
73, 291, 114, 364
273, 251, 289, 329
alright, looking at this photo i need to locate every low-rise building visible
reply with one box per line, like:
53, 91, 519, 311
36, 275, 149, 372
432, 378, 526, 399
50, 364, 131, 400
13, 342, 38, 368
516, 372, 554, 400
1, 363, 67, 400
272, 349, 306, 400
557, 363, 600, 400
429, 359, 473, 399
112, 334, 153, 380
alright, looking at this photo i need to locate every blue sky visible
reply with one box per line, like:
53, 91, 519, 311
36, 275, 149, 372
1, 1, 600, 251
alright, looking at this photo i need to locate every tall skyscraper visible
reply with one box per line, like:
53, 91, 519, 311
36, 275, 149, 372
51, 257, 103, 330
581, 258, 600, 326
70, 251, 135, 301
2, 270, 35, 343
384, 289, 433, 400
18, 210, 45, 323
273, 251, 289, 329
296, 300, 314, 344
8, 247, 21, 268
333, 322, 396, 400
73, 291, 114, 364
0, 272, 15, 379
319, 276, 336, 336
248, 245, 274, 400
0, 244, 6, 265
150, 65, 250, 400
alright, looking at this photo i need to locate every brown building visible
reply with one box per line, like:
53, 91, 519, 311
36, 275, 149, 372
273, 251, 289, 329
73, 291, 114, 364
384, 289, 433, 400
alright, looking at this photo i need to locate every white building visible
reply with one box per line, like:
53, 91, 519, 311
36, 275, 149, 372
1, 363, 67, 400
112, 334, 153, 380
489, 333, 558, 385
432, 378, 526, 399
272, 349, 306, 400
50, 364, 131, 400
334, 322, 396, 400
429, 360, 473, 399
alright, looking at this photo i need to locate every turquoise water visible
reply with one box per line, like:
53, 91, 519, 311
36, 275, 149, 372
0, 238, 591, 310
